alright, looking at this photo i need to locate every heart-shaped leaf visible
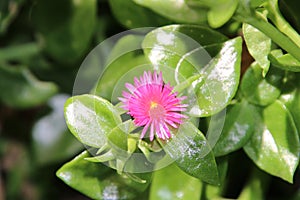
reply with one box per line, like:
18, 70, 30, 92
244, 100, 300, 183
64, 94, 122, 148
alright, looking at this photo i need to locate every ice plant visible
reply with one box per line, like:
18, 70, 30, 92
119, 71, 187, 141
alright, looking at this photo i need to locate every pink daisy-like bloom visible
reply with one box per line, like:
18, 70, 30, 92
119, 71, 187, 141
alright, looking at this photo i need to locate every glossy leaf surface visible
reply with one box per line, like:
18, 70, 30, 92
149, 164, 201, 200
195, 37, 242, 116
241, 63, 284, 106
133, 0, 207, 24
243, 23, 271, 75
269, 49, 300, 72
244, 101, 299, 183
213, 101, 255, 156
208, 0, 239, 28
162, 122, 219, 185
64, 94, 121, 148
57, 151, 151, 199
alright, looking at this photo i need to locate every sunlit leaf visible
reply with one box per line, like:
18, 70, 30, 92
213, 101, 255, 156
64, 94, 122, 148
162, 122, 219, 185
133, 0, 207, 24
269, 49, 300, 72
57, 151, 151, 199
243, 23, 271, 75
241, 63, 284, 106
244, 101, 299, 183
149, 164, 202, 200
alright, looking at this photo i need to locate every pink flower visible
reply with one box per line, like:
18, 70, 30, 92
119, 71, 187, 141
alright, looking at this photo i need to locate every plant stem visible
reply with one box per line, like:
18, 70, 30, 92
265, 0, 300, 48
235, 14, 300, 62
0, 43, 40, 62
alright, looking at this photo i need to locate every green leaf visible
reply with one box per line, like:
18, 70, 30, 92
0, 65, 57, 108
241, 63, 284, 106
64, 94, 122, 148
57, 151, 151, 199
133, 0, 207, 24
142, 24, 228, 81
149, 164, 202, 200
32, 0, 96, 64
243, 23, 271, 75
108, 0, 171, 28
208, 0, 239, 28
244, 100, 300, 183
162, 122, 219, 185
32, 94, 83, 165
269, 49, 300, 72
279, 73, 300, 133
213, 101, 255, 156
95, 35, 150, 100
195, 37, 242, 116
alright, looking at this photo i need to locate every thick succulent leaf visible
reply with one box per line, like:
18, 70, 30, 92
133, 0, 207, 24
241, 62, 284, 106
56, 151, 151, 199
213, 101, 255, 156
149, 164, 202, 200
64, 94, 122, 148
143, 26, 240, 117
0, 65, 57, 108
208, 0, 239, 28
108, 0, 171, 28
279, 73, 300, 133
269, 49, 300, 72
32, 0, 96, 64
244, 101, 300, 183
243, 23, 271, 75
195, 37, 242, 116
142, 25, 228, 79
162, 122, 219, 185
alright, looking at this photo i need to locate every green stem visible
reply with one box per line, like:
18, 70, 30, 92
0, 43, 40, 62
235, 14, 300, 62
265, 0, 300, 48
